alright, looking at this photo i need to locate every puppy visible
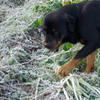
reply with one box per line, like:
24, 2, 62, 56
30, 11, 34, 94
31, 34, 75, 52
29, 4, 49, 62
42, 1, 100, 77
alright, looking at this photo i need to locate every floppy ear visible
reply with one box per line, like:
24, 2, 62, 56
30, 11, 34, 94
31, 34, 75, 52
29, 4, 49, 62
64, 14, 75, 32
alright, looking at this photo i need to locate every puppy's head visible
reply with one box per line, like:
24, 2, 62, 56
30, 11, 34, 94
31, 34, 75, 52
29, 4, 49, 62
42, 10, 75, 50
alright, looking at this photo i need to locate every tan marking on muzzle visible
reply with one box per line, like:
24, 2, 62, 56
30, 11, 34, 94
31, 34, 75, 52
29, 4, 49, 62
52, 28, 56, 32
43, 38, 62, 50
44, 26, 47, 30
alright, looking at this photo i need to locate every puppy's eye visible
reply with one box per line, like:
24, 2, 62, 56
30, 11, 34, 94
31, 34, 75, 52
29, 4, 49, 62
52, 28, 56, 32
44, 26, 47, 30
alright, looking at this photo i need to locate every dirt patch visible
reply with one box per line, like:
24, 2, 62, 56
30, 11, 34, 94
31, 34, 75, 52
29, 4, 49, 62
0, 0, 26, 8
23, 28, 42, 53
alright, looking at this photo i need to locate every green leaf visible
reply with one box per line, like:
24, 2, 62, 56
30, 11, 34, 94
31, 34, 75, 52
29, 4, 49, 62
29, 17, 42, 28
33, 5, 39, 11
4, 75, 10, 81
63, 43, 68, 51
53, 2, 62, 9
8, 58, 15, 65
60, 43, 72, 51
57, 54, 67, 66
46, 59, 54, 64
67, 42, 72, 49
89, 95, 95, 100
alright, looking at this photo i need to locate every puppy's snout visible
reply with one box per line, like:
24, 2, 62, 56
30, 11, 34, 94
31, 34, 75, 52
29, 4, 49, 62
44, 42, 51, 48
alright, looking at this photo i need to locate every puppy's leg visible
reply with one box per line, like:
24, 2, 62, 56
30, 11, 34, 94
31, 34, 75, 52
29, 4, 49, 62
58, 54, 82, 77
74, 43, 97, 59
83, 50, 97, 73
57, 43, 97, 77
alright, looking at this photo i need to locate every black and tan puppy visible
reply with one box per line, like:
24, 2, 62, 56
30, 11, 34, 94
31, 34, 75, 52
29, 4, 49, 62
42, 1, 100, 77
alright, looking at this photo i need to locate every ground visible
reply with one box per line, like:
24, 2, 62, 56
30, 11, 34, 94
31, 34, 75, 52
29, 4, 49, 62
0, 0, 100, 100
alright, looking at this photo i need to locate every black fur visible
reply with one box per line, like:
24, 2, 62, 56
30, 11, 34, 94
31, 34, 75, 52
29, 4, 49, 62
43, 0, 100, 59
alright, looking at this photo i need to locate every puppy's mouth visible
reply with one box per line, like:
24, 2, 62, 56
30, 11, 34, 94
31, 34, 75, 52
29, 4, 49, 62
43, 40, 62, 51
49, 45, 60, 51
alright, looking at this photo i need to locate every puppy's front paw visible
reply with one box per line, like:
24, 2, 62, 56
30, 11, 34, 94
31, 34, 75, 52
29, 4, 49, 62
58, 65, 71, 77
54, 65, 73, 78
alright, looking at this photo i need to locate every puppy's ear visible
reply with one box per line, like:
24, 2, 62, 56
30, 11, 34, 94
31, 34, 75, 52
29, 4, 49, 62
64, 14, 75, 32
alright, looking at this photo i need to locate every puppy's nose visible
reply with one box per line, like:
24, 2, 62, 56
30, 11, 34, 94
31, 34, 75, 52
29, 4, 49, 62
44, 42, 51, 48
